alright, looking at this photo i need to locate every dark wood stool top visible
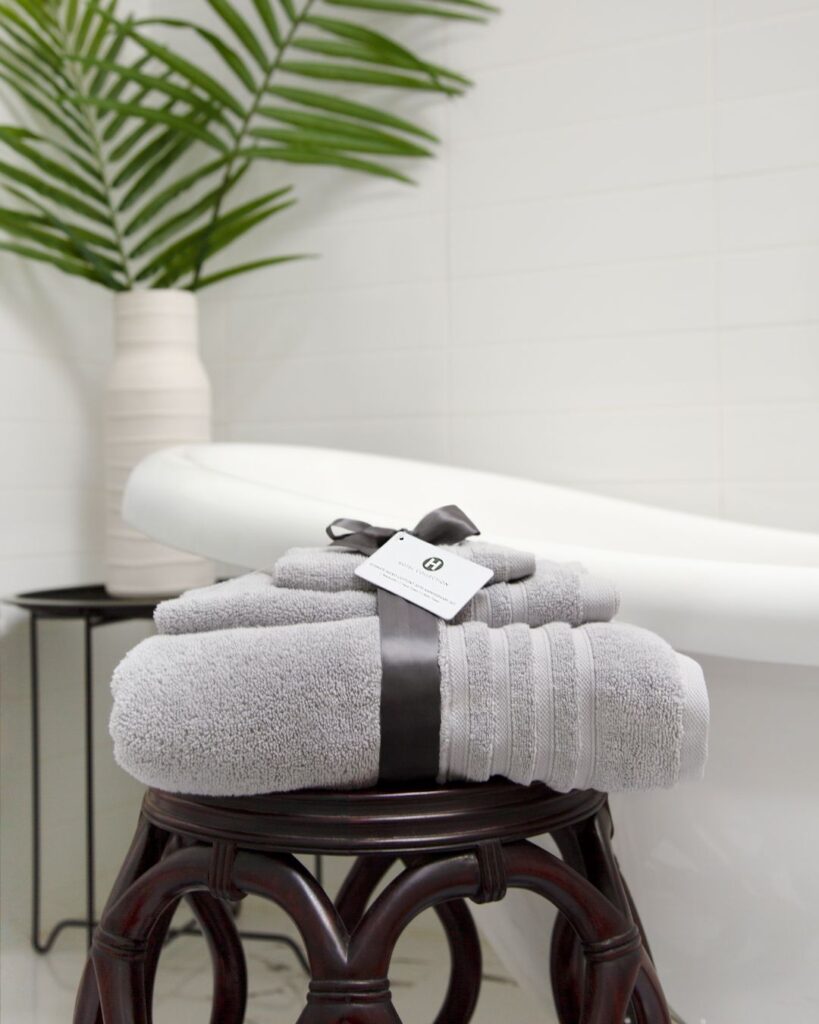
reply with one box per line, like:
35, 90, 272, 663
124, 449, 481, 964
143, 779, 607, 855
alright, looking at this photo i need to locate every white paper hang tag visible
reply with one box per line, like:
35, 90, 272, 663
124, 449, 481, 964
354, 532, 493, 620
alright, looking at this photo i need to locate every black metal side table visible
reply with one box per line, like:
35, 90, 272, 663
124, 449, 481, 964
6, 584, 315, 971
6, 585, 160, 953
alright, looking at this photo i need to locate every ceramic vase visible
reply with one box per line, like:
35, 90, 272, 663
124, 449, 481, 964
104, 289, 214, 596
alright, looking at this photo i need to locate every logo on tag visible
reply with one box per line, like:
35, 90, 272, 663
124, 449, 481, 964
354, 531, 493, 620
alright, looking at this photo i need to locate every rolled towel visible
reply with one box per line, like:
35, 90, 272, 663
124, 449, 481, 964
110, 618, 707, 797
273, 540, 536, 592
154, 562, 619, 635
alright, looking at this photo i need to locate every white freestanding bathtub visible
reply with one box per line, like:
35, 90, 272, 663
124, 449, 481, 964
124, 444, 819, 1023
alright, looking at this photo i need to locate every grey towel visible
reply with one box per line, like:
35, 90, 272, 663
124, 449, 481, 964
273, 540, 536, 592
110, 618, 708, 797
154, 562, 619, 635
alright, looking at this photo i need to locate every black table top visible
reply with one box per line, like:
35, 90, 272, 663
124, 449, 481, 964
5, 584, 165, 619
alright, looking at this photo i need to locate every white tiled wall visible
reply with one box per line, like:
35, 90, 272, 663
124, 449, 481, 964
195, 0, 819, 531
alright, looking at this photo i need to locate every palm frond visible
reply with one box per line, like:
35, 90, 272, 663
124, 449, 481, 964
0, 0, 493, 291
196, 253, 308, 289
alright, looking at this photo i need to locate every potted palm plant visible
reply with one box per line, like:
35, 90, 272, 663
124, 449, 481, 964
0, 0, 492, 595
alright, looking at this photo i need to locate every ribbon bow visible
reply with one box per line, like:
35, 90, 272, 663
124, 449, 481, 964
326, 504, 480, 555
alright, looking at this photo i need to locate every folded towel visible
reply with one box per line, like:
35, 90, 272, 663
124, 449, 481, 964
154, 562, 619, 635
110, 618, 707, 797
273, 540, 536, 592
155, 573, 376, 634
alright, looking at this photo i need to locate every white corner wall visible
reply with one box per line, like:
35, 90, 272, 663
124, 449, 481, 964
193, 0, 819, 532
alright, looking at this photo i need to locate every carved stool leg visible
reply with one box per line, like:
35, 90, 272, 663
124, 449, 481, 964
343, 844, 640, 1024
551, 805, 672, 1024
502, 842, 642, 1024
90, 843, 254, 1024
336, 855, 482, 1024
430, 896, 482, 1024
134, 890, 248, 1023
336, 856, 396, 930
143, 899, 179, 1011
74, 815, 170, 1024
75, 822, 247, 1024
550, 909, 584, 1024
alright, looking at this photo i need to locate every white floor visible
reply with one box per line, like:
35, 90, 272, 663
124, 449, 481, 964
1, 894, 547, 1023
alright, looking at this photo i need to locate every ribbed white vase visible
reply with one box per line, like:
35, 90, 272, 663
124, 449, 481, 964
104, 289, 215, 596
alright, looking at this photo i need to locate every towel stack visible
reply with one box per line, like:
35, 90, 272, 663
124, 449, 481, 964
110, 539, 709, 797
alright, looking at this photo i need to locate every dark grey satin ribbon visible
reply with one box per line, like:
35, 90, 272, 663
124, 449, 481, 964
376, 590, 441, 781
326, 503, 480, 555
324, 504, 480, 781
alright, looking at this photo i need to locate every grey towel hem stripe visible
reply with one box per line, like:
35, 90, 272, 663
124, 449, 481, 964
573, 628, 596, 791
678, 654, 709, 782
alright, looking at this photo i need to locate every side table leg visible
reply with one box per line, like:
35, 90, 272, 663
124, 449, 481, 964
30, 614, 43, 952
83, 617, 96, 950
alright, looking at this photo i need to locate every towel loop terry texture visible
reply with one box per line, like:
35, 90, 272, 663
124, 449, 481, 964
325, 505, 481, 781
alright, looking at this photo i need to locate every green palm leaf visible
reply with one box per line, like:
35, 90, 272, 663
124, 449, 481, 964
323, 0, 489, 19
109, 21, 246, 116
82, 98, 229, 152
0, 159, 109, 222
137, 188, 296, 283
118, 134, 200, 211
0, 239, 114, 284
2, 191, 124, 287
88, 14, 132, 95
0, 0, 492, 291
99, 55, 152, 139
258, 107, 431, 154
241, 143, 413, 182
66, 0, 81, 32
138, 18, 259, 92
113, 121, 192, 189
0, 121, 98, 180
0, 34, 73, 103
251, 0, 282, 46
0, 65, 92, 152
206, 0, 268, 71
122, 156, 231, 235
4, 186, 117, 250
0, 5, 64, 70
266, 86, 436, 141
250, 123, 430, 156
280, 59, 461, 92
128, 167, 253, 259
84, 1, 120, 67
0, 206, 90, 257
0, 126, 107, 202
149, 195, 297, 287
15, 0, 62, 43
196, 253, 307, 289
305, 15, 469, 83
81, 60, 234, 124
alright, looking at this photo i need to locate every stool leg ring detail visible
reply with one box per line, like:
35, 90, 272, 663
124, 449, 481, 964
336, 856, 483, 1024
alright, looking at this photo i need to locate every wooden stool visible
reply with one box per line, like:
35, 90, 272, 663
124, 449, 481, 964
73, 780, 671, 1023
